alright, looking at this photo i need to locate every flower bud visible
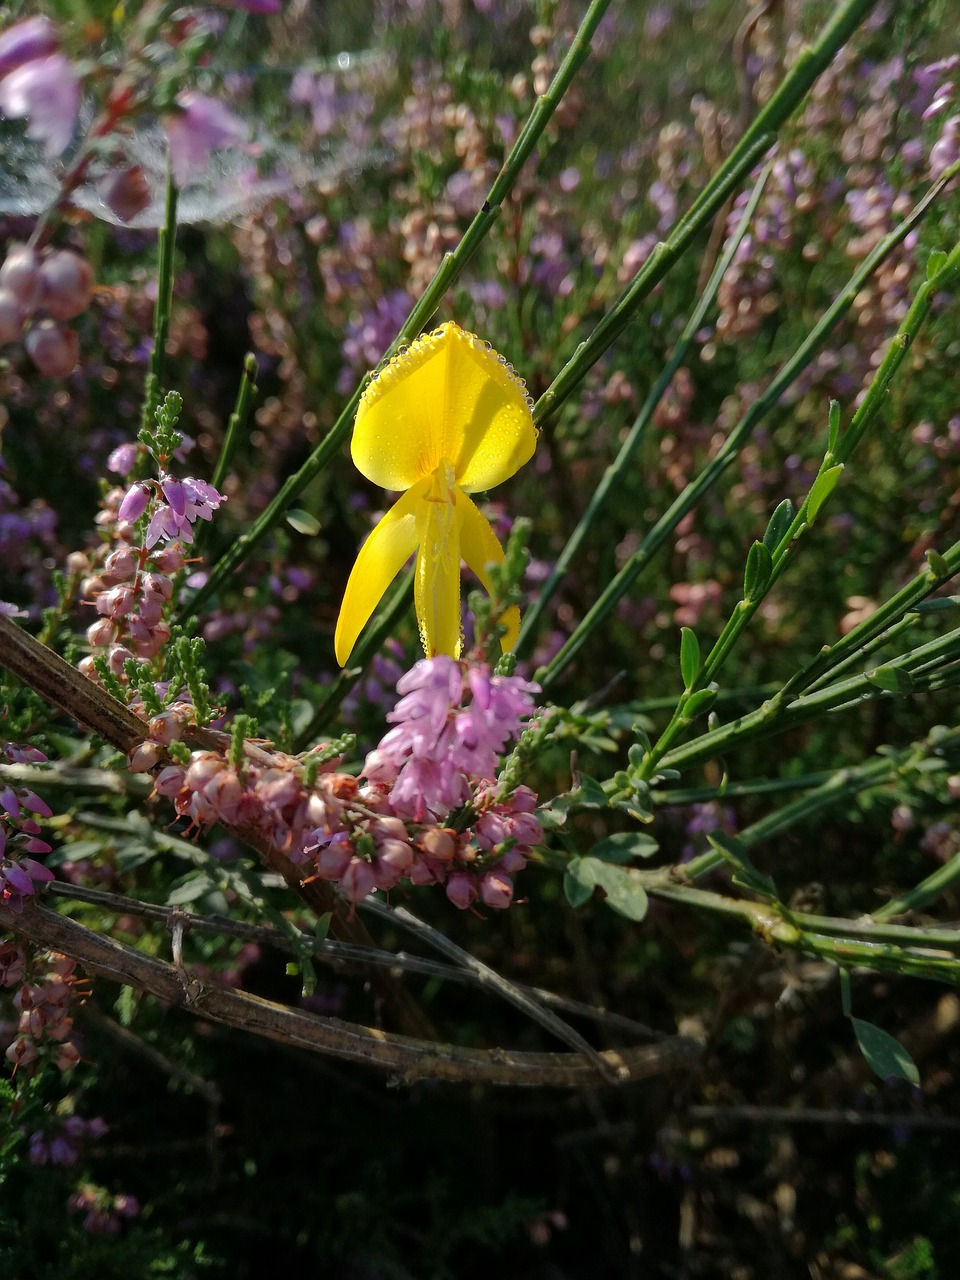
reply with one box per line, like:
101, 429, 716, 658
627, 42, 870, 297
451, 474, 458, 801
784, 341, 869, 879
418, 826, 457, 863
128, 741, 161, 773
38, 250, 93, 322
0, 17, 59, 79
0, 288, 24, 344
313, 837, 352, 881
85, 617, 115, 647
98, 164, 151, 223
153, 765, 186, 797
0, 244, 41, 309
479, 870, 514, 909
117, 482, 151, 523
102, 547, 138, 582
24, 319, 78, 376
339, 856, 377, 903
445, 872, 478, 910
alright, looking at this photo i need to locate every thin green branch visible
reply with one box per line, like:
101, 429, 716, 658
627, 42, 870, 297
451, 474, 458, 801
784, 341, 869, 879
537, 165, 958, 692
516, 162, 772, 656
181, 0, 614, 622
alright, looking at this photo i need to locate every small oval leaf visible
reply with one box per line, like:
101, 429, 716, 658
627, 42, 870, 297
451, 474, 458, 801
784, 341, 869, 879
851, 1017, 920, 1085
680, 627, 700, 691
763, 499, 796, 552
806, 464, 844, 522
683, 686, 718, 721
866, 666, 915, 694
743, 540, 773, 602
589, 831, 659, 864
286, 508, 322, 536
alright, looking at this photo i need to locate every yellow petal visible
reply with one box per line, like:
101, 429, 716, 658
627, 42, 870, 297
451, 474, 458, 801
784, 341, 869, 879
457, 490, 520, 652
351, 322, 537, 494
334, 481, 427, 665
414, 461, 463, 658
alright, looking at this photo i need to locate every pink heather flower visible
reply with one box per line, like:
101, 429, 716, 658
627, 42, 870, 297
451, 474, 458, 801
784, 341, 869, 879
117, 481, 150, 523
0, 17, 59, 80
479, 869, 514, 909
340, 857, 376, 903
0, 53, 80, 156
165, 92, 247, 187
445, 871, 478, 910
145, 476, 225, 548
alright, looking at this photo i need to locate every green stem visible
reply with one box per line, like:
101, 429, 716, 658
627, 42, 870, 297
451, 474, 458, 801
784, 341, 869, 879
211, 352, 259, 491
873, 849, 960, 923
662, 623, 960, 771
538, 156, 948, 693
646, 883, 960, 982
516, 162, 772, 657
530, 0, 881, 431
140, 163, 178, 435
181, 0, 613, 622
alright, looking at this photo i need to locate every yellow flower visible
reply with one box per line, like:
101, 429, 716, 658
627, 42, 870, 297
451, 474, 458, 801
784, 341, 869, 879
334, 322, 537, 665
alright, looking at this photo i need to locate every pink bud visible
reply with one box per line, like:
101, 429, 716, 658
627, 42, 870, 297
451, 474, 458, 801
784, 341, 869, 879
5, 1034, 38, 1068
418, 827, 457, 863
314, 837, 352, 881
106, 442, 140, 477
339, 857, 376, 903
118, 482, 152, 523
128, 741, 161, 773
479, 870, 514, 909
55, 1041, 81, 1071
154, 765, 186, 797
0, 243, 41, 308
24, 319, 78, 376
151, 544, 186, 573
38, 250, 93, 322
0, 288, 24, 344
445, 872, 478, 910
96, 585, 135, 618
85, 617, 115, 647
102, 547, 138, 582
97, 164, 151, 223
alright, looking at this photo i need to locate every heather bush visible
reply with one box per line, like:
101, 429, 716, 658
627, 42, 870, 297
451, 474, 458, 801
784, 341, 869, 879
1, 1, 960, 1276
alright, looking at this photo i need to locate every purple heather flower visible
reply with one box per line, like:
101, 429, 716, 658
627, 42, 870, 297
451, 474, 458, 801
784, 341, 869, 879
107, 443, 140, 476
117, 481, 150, 523
0, 53, 80, 156
0, 17, 58, 79
165, 92, 247, 187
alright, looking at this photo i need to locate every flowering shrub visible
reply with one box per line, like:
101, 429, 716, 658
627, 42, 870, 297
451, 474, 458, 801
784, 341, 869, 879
2, 1, 960, 1276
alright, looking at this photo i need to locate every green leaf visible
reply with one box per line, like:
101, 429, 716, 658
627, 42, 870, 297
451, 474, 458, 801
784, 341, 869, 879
166, 874, 212, 905
541, 774, 608, 826
285, 508, 322, 536
707, 832, 778, 901
762, 499, 795, 552
926, 248, 948, 281
827, 399, 841, 453
564, 857, 650, 922
851, 1018, 920, 1085
588, 831, 659, 863
314, 913, 332, 947
866, 666, 915, 694
563, 859, 595, 907
679, 627, 700, 690
743, 540, 773, 602
926, 548, 950, 579
806, 463, 844, 522
683, 686, 718, 721
913, 595, 960, 614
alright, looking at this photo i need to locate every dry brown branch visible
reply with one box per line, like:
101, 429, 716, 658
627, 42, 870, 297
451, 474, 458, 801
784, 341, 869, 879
0, 613, 435, 1037
2, 896, 698, 1087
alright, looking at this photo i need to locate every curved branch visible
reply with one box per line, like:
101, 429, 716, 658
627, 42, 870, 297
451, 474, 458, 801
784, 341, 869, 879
3, 897, 698, 1088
